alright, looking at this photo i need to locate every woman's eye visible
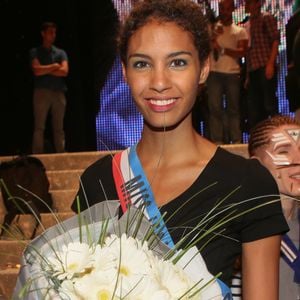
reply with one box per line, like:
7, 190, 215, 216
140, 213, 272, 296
133, 61, 149, 69
170, 59, 187, 67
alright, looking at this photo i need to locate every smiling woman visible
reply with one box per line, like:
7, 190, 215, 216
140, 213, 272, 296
122, 20, 205, 131
72, 1, 288, 299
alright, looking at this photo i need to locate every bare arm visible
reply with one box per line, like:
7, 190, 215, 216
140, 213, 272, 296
223, 39, 249, 58
212, 38, 248, 59
31, 58, 60, 76
265, 40, 279, 79
242, 235, 281, 299
50, 60, 69, 77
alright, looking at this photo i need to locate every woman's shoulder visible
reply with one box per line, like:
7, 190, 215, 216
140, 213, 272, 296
214, 147, 276, 187
215, 147, 263, 170
81, 154, 114, 179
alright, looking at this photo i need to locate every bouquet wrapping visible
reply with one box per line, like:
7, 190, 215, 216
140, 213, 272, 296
13, 201, 224, 299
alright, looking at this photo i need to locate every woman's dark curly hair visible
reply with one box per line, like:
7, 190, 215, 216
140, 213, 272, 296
248, 115, 300, 156
119, 0, 210, 67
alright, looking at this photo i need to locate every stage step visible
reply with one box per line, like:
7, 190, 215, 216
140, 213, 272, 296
0, 146, 249, 171
0, 240, 27, 267
0, 151, 111, 171
0, 211, 75, 299
0, 212, 75, 239
0, 267, 18, 300
0, 189, 78, 215
47, 169, 83, 190
51, 189, 77, 212
0, 214, 73, 299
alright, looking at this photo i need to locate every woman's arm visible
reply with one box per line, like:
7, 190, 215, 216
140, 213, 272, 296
242, 235, 281, 299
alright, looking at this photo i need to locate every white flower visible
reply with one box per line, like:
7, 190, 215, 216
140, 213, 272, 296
118, 276, 169, 300
103, 234, 156, 298
58, 280, 80, 300
47, 242, 94, 280
151, 255, 197, 299
175, 247, 223, 299
105, 234, 153, 278
93, 244, 116, 273
72, 271, 119, 300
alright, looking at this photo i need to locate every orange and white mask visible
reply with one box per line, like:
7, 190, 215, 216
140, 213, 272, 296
254, 125, 300, 197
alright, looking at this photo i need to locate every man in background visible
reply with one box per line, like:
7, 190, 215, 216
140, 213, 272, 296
30, 22, 69, 154
286, 3, 300, 122
245, 0, 279, 130
207, 0, 248, 144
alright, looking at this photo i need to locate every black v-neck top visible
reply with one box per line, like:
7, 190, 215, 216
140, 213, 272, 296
72, 147, 288, 284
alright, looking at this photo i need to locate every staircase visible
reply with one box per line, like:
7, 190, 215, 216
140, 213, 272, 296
0, 145, 249, 299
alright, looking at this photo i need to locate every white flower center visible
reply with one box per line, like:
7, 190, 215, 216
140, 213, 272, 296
120, 265, 130, 276
97, 289, 111, 300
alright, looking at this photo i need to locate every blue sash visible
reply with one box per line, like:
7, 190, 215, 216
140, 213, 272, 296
128, 145, 175, 247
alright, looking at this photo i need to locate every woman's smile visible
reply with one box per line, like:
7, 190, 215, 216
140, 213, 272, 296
147, 97, 179, 112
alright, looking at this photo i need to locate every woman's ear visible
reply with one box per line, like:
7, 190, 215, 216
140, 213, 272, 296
122, 62, 128, 82
199, 59, 210, 85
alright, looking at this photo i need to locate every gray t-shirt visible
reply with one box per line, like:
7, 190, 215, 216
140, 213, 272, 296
30, 45, 68, 91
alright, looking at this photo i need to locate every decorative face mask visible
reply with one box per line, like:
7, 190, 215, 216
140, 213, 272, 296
258, 125, 300, 197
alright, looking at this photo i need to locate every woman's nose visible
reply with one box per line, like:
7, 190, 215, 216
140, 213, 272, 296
149, 67, 171, 92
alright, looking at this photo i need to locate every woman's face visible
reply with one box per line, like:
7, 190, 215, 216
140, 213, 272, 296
122, 20, 208, 129
255, 125, 300, 196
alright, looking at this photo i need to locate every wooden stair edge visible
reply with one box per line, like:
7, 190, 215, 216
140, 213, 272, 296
0, 145, 249, 163
0, 268, 19, 300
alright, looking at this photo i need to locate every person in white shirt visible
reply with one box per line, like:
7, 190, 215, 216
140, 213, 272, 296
207, 0, 248, 144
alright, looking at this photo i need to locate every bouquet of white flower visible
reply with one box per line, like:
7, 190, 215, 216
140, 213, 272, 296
13, 201, 224, 300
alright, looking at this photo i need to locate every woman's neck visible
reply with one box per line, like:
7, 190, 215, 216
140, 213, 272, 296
137, 127, 216, 167
135, 128, 217, 207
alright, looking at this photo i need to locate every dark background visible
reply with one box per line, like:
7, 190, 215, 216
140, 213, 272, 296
0, 0, 120, 156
